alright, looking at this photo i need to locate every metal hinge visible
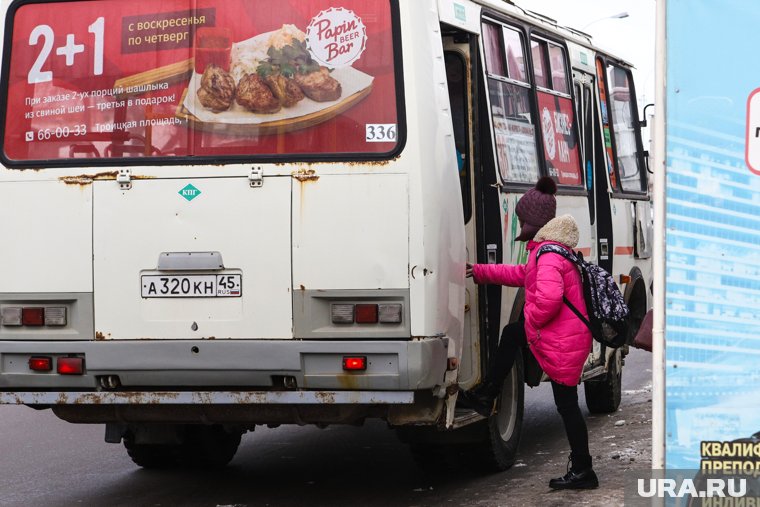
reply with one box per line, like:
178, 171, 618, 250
249, 166, 263, 188
117, 168, 132, 190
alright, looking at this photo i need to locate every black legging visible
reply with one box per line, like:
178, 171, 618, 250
488, 321, 592, 471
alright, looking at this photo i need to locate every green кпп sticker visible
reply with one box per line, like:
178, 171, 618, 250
179, 184, 201, 202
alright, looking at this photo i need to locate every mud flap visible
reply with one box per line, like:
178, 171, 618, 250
443, 369, 458, 429
443, 338, 459, 428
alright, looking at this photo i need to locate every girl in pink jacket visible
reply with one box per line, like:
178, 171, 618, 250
462, 177, 597, 490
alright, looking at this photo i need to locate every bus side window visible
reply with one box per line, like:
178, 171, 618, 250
597, 59, 646, 194
481, 20, 540, 184
445, 51, 472, 223
596, 58, 620, 191
607, 65, 646, 193
531, 36, 583, 187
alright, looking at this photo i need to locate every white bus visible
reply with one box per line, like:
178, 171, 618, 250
0, 0, 652, 470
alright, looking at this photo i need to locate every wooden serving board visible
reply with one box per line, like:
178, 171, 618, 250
114, 59, 195, 97
175, 84, 373, 136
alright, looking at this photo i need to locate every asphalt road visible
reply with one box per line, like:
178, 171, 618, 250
0, 348, 652, 507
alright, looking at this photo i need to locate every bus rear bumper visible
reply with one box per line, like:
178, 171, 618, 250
0, 390, 415, 405
7, 389, 444, 426
0, 338, 450, 394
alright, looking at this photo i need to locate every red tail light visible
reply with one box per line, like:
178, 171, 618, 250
355, 304, 378, 324
21, 308, 45, 326
343, 356, 367, 371
29, 356, 53, 372
57, 357, 84, 375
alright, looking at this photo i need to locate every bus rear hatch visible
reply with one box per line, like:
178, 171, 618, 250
92, 176, 292, 340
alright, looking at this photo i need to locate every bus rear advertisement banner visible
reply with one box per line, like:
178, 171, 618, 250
1, 0, 400, 165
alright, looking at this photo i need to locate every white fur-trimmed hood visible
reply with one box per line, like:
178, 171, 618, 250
533, 214, 579, 249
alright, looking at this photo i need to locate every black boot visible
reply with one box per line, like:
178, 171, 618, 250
458, 382, 499, 417
549, 455, 599, 490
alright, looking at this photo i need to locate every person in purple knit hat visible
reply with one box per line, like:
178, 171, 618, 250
461, 176, 598, 490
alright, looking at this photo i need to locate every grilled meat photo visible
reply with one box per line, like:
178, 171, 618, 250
196, 30, 351, 116
235, 73, 282, 114
294, 67, 342, 102
264, 74, 305, 108
197, 64, 236, 113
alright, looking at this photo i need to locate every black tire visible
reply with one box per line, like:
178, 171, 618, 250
584, 351, 622, 413
184, 425, 242, 468
124, 438, 184, 469
472, 347, 525, 472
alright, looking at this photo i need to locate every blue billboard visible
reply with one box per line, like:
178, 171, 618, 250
666, 0, 760, 469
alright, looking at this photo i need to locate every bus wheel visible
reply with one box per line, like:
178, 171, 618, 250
124, 438, 183, 469
184, 425, 242, 468
473, 347, 525, 472
584, 351, 622, 413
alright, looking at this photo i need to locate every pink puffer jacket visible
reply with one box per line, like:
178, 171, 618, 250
472, 215, 592, 386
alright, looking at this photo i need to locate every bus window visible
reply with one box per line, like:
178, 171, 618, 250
482, 20, 539, 184
531, 37, 581, 186
583, 84, 595, 190
606, 65, 646, 193
549, 44, 569, 94
530, 40, 548, 89
503, 28, 527, 82
573, 82, 584, 167
596, 58, 619, 191
483, 23, 506, 77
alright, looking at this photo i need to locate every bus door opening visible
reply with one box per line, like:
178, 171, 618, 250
443, 28, 481, 386
573, 71, 599, 257
593, 61, 616, 274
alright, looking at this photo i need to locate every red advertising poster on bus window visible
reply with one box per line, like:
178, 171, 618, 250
1, 0, 399, 164
536, 91, 581, 186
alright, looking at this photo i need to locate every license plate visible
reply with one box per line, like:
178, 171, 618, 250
141, 274, 242, 298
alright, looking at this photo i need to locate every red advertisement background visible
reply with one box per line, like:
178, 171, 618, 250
536, 91, 581, 186
3, 0, 399, 163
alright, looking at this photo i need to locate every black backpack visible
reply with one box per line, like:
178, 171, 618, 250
536, 244, 630, 348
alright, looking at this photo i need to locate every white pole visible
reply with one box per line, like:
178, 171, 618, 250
651, 0, 667, 471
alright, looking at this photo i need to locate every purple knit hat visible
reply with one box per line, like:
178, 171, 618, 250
515, 176, 557, 241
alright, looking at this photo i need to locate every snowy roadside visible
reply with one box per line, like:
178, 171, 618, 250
473, 382, 654, 506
